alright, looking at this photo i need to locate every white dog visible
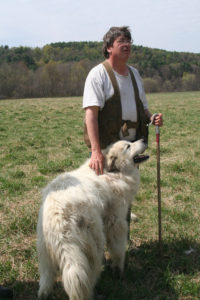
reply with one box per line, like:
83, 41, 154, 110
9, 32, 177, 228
37, 139, 148, 300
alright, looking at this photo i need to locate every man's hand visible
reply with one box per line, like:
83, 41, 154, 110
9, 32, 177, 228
145, 109, 163, 127
89, 150, 104, 175
153, 113, 163, 126
149, 113, 163, 126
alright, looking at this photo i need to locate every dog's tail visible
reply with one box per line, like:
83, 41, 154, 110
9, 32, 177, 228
61, 246, 95, 300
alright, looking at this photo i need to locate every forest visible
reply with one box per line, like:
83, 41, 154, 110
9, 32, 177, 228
0, 42, 199, 99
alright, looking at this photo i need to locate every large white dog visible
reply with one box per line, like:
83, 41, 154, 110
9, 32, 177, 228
37, 139, 148, 300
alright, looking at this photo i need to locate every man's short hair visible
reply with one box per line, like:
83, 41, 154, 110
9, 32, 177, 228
102, 26, 132, 58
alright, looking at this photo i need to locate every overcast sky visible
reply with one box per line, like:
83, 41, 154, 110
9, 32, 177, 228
1, 0, 200, 53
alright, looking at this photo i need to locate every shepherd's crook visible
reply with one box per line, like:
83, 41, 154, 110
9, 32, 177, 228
149, 114, 162, 249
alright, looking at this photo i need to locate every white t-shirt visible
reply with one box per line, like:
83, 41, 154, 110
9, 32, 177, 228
83, 63, 148, 141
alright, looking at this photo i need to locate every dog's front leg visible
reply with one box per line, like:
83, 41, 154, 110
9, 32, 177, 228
106, 218, 127, 274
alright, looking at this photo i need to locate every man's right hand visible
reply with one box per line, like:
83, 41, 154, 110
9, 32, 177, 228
89, 150, 104, 175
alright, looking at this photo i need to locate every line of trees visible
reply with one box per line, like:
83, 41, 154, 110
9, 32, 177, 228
0, 42, 199, 99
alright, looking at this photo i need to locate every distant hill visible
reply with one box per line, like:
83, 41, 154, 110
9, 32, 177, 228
0, 42, 199, 98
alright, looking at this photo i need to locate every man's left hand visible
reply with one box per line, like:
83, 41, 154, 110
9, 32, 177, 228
153, 113, 163, 126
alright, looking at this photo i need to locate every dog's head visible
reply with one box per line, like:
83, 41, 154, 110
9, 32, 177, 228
104, 139, 149, 174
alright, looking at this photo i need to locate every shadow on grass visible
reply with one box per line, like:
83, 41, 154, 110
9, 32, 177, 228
7, 239, 200, 300
97, 238, 200, 300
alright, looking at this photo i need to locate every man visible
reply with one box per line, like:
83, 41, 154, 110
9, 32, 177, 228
83, 26, 163, 174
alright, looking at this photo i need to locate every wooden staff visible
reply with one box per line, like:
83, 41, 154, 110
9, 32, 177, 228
149, 114, 162, 249
156, 125, 162, 249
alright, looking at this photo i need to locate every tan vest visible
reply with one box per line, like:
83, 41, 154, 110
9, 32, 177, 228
84, 61, 149, 149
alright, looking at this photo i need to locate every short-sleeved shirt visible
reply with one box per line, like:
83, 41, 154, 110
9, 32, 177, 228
83, 63, 148, 141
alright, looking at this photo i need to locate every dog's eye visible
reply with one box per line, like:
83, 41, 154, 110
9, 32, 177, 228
126, 144, 130, 150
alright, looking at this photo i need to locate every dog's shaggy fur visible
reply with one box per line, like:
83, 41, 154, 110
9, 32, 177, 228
37, 139, 147, 300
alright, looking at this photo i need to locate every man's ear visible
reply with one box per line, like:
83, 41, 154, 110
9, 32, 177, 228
107, 46, 112, 55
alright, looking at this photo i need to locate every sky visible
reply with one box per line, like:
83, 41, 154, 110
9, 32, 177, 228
1, 0, 200, 53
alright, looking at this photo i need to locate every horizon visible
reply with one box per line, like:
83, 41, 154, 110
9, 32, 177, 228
1, 41, 199, 55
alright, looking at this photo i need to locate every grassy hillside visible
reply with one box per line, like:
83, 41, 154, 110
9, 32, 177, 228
0, 92, 200, 299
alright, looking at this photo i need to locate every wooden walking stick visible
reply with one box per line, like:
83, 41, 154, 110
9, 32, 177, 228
149, 114, 162, 250
156, 125, 162, 249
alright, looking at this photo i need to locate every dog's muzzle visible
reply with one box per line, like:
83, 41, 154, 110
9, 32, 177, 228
133, 155, 149, 164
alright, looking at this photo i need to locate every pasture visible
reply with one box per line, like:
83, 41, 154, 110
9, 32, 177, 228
0, 91, 200, 299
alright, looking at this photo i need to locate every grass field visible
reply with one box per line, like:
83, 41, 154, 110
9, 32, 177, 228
0, 91, 200, 299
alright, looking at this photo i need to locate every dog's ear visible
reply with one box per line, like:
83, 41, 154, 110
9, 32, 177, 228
106, 156, 119, 173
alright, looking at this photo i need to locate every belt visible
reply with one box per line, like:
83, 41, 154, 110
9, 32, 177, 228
121, 120, 137, 137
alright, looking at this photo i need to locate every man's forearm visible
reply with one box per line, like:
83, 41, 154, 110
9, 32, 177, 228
85, 107, 101, 152
85, 106, 104, 175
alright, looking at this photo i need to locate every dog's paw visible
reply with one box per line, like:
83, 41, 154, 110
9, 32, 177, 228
94, 289, 107, 300
111, 266, 125, 281
95, 295, 106, 300
38, 291, 51, 300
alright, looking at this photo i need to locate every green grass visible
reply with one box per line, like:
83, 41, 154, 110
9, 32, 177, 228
0, 92, 200, 299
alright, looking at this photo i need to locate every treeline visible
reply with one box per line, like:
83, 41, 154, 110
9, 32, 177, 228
0, 42, 199, 99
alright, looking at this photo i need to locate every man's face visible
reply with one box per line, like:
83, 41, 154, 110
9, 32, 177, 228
107, 35, 132, 61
